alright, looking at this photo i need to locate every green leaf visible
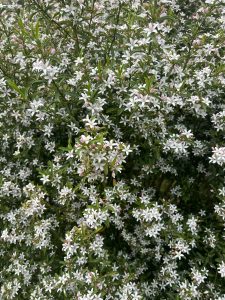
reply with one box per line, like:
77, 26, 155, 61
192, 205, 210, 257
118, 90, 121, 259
7, 79, 28, 100
7, 79, 21, 94
68, 136, 73, 150
35, 20, 40, 39
17, 17, 27, 36
104, 163, 109, 176
160, 179, 171, 194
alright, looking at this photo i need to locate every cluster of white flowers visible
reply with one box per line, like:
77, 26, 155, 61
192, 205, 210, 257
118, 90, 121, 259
0, 0, 225, 299
33, 59, 60, 84
210, 147, 225, 166
74, 128, 132, 182
212, 110, 225, 131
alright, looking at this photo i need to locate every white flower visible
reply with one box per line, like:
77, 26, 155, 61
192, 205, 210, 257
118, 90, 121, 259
40, 175, 50, 184
65, 150, 74, 160
210, 147, 225, 166
83, 115, 98, 129
218, 261, 225, 278
219, 187, 225, 197
187, 216, 198, 235
80, 134, 91, 144
143, 23, 158, 36
123, 144, 132, 156
192, 267, 208, 285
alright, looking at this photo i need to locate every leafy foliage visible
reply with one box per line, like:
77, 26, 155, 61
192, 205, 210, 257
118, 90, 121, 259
0, 0, 225, 299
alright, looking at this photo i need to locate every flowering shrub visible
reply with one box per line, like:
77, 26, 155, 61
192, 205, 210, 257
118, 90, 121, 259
0, 0, 225, 299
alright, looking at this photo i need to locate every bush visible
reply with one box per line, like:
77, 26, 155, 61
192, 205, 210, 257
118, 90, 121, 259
0, 0, 225, 299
